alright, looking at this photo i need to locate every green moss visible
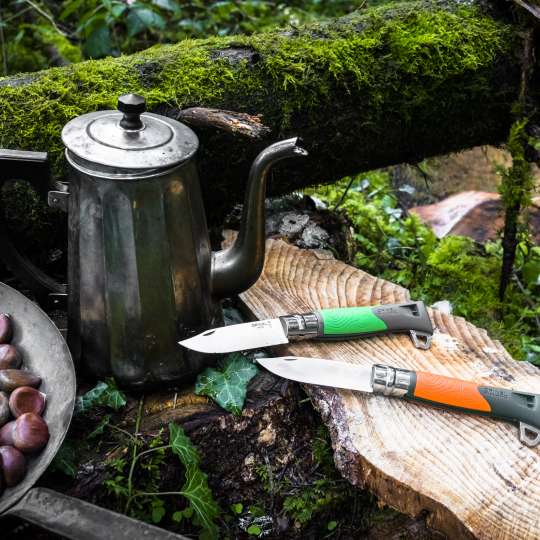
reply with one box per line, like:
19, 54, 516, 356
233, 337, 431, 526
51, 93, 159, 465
36, 26, 83, 65
498, 118, 535, 211
0, 0, 518, 179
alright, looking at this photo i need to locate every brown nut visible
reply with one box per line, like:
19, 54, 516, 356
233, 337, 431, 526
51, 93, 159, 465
0, 445, 26, 487
0, 413, 49, 453
0, 345, 22, 370
0, 370, 41, 393
0, 420, 15, 447
0, 314, 13, 344
0, 392, 9, 428
9, 387, 46, 418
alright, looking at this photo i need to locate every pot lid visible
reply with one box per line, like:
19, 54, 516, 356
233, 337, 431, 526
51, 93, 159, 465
61, 94, 198, 171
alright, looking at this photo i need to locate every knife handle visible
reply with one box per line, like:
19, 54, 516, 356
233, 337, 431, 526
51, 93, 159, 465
281, 302, 433, 349
372, 365, 540, 447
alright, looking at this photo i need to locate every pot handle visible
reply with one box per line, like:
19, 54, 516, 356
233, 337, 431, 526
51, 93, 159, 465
0, 150, 66, 299
8, 487, 189, 540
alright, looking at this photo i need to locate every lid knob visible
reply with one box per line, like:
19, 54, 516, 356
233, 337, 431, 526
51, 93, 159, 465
118, 94, 146, 130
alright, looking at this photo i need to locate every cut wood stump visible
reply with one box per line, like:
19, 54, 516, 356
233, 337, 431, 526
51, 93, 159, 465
236, 236, 540, 540
410, 191, 540, 244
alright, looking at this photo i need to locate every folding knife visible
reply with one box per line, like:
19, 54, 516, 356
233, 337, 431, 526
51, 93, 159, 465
257, 356, 540, 447
179, 301, 434, 353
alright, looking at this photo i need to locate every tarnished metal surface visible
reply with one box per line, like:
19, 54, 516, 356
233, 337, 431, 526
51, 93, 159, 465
65, 158, 220, 386
211, 137, 308, 297
61, 105, 199, 172
10, 488, 187, 540
0, 281, 75, 515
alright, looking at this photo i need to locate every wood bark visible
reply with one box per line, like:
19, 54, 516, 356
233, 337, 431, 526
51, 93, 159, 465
0, 0, 527, 221
236, 237, 540, 540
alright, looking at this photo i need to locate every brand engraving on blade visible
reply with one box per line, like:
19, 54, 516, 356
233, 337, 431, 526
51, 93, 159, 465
251, 321, 273, 329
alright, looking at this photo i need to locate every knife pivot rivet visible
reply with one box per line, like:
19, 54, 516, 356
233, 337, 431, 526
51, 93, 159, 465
372, 364, 413, 398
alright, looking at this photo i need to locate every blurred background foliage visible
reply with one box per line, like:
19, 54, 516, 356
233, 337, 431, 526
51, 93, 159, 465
0, 0, 538, 363
0, 0, 369, 75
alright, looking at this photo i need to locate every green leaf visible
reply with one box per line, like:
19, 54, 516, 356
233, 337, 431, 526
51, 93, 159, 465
152, 0, 180, 12
76, 380, 127, 413
327, 520, 338, 531
522, 259, 540, 287
127, 7, 166, 36
230, 502, 243, 514
181, 463, 220, 539
151, 500, 166, 523
169, 423, 199, 466
195, 354, 258, 415
84, 23, 112, 58
48, 439, 78, 477
110, 4, 128, 18
87, 414, 112, 439
247, 524, 262, 536
172, 511, 183, 522
60, 0, 84, 20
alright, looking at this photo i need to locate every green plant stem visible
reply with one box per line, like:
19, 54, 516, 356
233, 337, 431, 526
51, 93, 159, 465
130, 491, 184, 499
125, 396, 145, 514
108, 423, 140, 444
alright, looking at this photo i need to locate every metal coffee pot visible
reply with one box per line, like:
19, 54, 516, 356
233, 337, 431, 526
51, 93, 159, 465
0, 94, 307, 387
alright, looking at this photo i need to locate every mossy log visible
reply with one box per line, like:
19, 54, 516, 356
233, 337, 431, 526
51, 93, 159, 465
0, 0, 526, 220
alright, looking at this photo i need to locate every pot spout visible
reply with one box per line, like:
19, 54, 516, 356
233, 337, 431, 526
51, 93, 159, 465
211, 137, 308, 298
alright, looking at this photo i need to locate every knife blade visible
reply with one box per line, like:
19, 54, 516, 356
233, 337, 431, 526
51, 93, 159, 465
179, 301, 434, 353
256, 356, 540, 447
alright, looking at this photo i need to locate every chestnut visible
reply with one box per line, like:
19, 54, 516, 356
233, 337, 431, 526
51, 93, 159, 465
0, 413, 49, 454
0, 314, 13, 344
0, 392, 9, 428
0, 369, 41, 392
9, 387, 46, 417
0, 445, 26, 487
0, 345, 22, 370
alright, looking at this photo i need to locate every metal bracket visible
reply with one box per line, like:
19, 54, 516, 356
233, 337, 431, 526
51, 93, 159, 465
48, 190, 69, 212
519, 422, 540, 447
409, 330, 432, 350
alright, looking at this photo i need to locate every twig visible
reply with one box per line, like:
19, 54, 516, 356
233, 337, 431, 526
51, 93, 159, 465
333, 176, 356, 211
21, 0, 68, 36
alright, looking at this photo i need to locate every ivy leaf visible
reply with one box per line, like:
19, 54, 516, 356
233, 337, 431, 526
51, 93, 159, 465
87, 414, 112, 439
48, 439, 78, 477
195, 354, 258, 415
181, 463, 220, 539
169, 423, 199, 467
76, 379, 127, 414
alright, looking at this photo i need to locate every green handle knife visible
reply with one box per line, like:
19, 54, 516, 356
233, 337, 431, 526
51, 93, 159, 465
179, 301, 434, 353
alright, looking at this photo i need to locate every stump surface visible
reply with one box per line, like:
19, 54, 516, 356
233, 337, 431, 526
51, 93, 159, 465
238, 238, 540, 539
